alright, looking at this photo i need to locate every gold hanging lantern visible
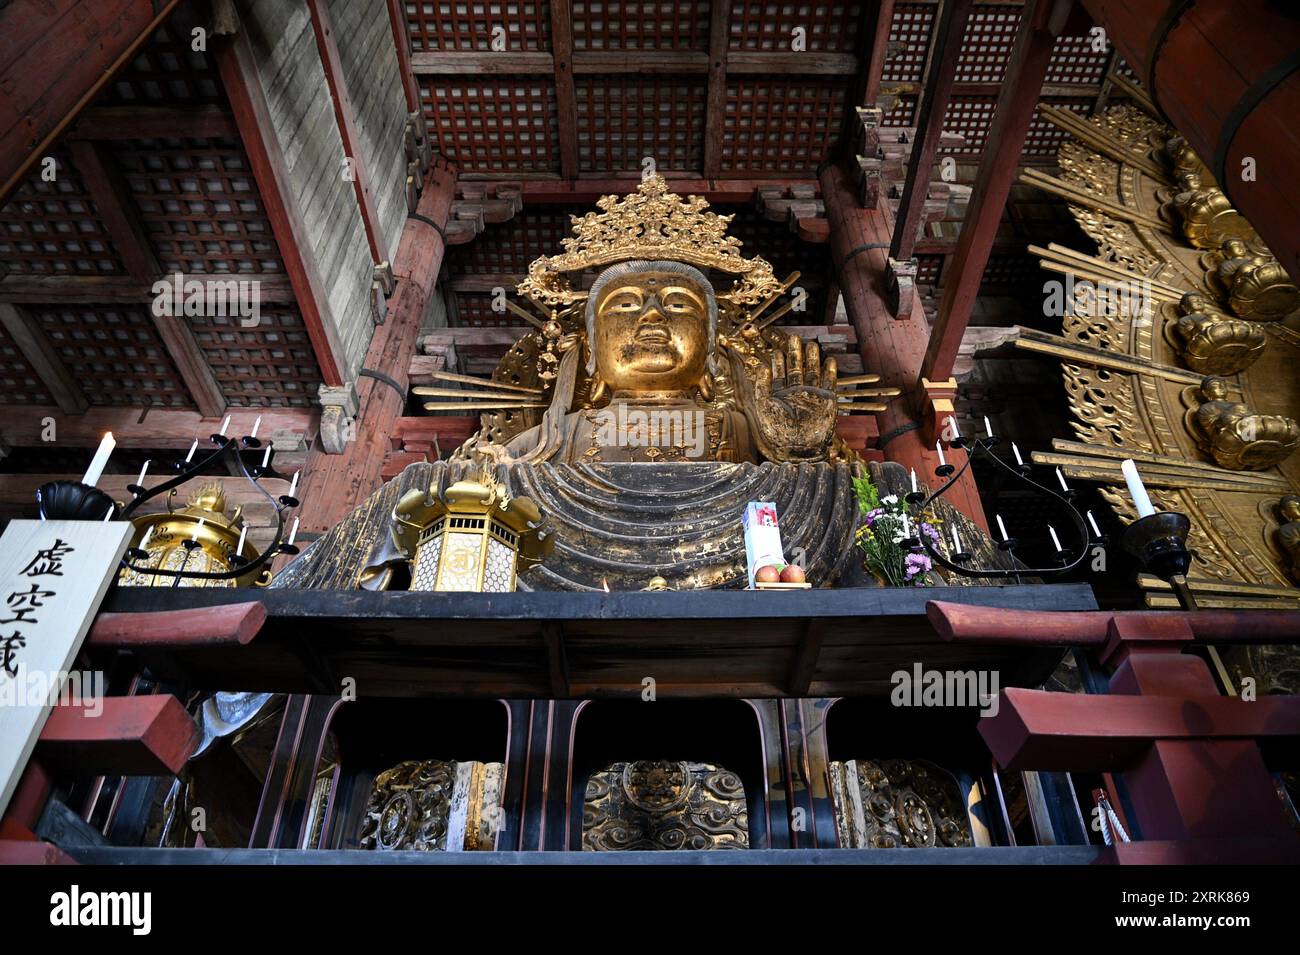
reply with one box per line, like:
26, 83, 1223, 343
119, 483, 271, 588
361, 466, 550, 592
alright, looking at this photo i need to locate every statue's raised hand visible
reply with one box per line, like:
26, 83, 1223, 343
738, 333, 838, 461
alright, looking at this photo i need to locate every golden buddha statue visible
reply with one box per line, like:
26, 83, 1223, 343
1190, 376, 1300, 471
1162, 134, 1210, 180
1170, 290, 1266, 376
1208, 237, 1300, 323
275, 176, 875, 591
1274, 495, 1300, 585
1165, 171, 1254, 250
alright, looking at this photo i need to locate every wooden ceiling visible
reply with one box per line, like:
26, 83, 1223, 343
0, 0, 1132, 417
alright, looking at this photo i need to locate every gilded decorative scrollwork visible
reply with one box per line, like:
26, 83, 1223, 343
829, 758, 972, 850
582, 760, 749, 850
359, 759, 503, 851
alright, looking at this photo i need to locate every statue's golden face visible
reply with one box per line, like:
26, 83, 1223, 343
592, 270, 710, 392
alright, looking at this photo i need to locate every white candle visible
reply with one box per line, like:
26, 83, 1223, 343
219, 415, 231, 436
984, 415, 994, 438
192, 517, 205, 541
1048, 524, 1062, 552
250, 415, 262, 439
1056, 467, 1069, 493
81, 432, 115, 487
1012, 442, 1024, 467
185, 438, 198, 463
910, 468, 918, 494
949, 415, 961, 439
902, 512, 911, 539
996, 513, 1009, 541
135, 460, 149, 488
235, 525, 247, 557
951, 524, 962, 554
261, 445, 272, 468
287, 517, 300, 546
288, 470, 300, 499
1120, 459, 1156, 518
102, 505, 114, 521
1087, 510, 1102, 537
140, 525, 154, 550
936, 440, 947, 467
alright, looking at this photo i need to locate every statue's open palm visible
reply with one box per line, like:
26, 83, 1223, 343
739, 333, 838, 461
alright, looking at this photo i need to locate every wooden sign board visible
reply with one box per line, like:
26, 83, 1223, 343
0, 520, 132, 819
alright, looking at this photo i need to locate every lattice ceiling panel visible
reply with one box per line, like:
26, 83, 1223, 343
728, 2, 861, 52
1024, 96, 1092, 158
955, 5, 1021, 84
114, 137, 284, 275
188, 310, 323, 408
881, 3, 935, 83
447, 206, 584, 275
100, 23, 224, 105
421, 77, 560, 174
722, 79, 845, 175
576, 76, 706, 173
573, 0, 712, 50
0, 151, 125, 276
1046, 33, 1109, 86
0, 323, 54, 406
31, 305, 191, 407
405, 1, 552, 51
939, 95, 999, 154
453, 292, 519, 328
916, 254, 944, 287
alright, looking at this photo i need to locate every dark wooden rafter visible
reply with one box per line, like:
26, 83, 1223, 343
410, 51, 862, 76
214, 29, 346, 386
0, 274, 296, 305
67, 106, 237, 140
384, 0, 422, 114
0, 0, 183, 205
65, 139, 158, 283
702, 0, 733, 179
306, 0, 389, 267
0, 303, 88, 415
0, 405, 318, 450
920, 0, 1074, 385
549, 0, 579, 180
888, 0, 974, 265
862, 0, 898, 109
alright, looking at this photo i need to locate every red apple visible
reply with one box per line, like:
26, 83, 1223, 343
780, 564, 806, 584
755, 564, 781, 584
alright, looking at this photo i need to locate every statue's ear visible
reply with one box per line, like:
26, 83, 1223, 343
698, 369, 714, 402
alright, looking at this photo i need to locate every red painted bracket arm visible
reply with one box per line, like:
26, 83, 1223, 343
927, 601, 1300, 647
36, 695, 199, 776
980, 687, 1300, 772
88, 601, 267, 648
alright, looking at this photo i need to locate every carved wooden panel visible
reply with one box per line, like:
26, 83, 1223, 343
829, 758, 974, 849
583, 760, 748, 850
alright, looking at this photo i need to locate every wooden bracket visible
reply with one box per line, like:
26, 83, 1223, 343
885, 256, 918, 318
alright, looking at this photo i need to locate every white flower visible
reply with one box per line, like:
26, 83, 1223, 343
881, 494, 898, 505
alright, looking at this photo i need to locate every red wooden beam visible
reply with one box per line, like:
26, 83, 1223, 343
926, 600, 1300, 647
549, 0, 579, 180
0, 840, 77, 865
919, 0, 1073, 383
515, 178, 811, 205
888, 0, 973, 265
88, 601, 266, 649
0, 0, 183, 205
307, 0, 389, 267
68, 105, 237, 140
36, 695, 199, 776
702, 0, 733, 179
981, 687, 1300, 773
214, 30, 346, 385
862, 0, 897, 109
383, 0, 421, 114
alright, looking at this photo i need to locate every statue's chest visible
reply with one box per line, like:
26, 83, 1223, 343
571, 407, 734, 463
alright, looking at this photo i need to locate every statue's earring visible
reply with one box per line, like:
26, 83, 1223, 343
698, 372, 715, 402
590, 375, 608, 403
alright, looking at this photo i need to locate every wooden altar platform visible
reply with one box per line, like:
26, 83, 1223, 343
95, 583, 1097, 699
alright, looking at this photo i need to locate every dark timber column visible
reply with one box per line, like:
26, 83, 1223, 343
296, 159, 456, 533
1079, 0, 1300, 282
919, 0, 1073, 386
886, 0, 975, 317
821, 161, 987, 528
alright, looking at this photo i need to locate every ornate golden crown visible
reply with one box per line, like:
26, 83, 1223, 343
516, 174, 783, 308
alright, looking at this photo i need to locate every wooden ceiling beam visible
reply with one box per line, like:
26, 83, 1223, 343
0, 406, 318, 450
0, 0, 183, 206
410, 51, 860, 77
384, 0, 422, 114
703, 0, 733, 178
0, 275, 296, 305
67, 106, 238, 141
550, 0, 578, 179
0, 303, 89, 415
214, 29, 346, 386
66, 139, 159, 283
512, 178, 817, 204
307, 0, 389, 267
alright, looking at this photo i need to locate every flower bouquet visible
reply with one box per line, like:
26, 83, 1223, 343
853, 476, 938, 587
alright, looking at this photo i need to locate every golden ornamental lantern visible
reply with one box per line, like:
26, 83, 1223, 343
120, 483, 271, 588
360, 466, 550, 592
